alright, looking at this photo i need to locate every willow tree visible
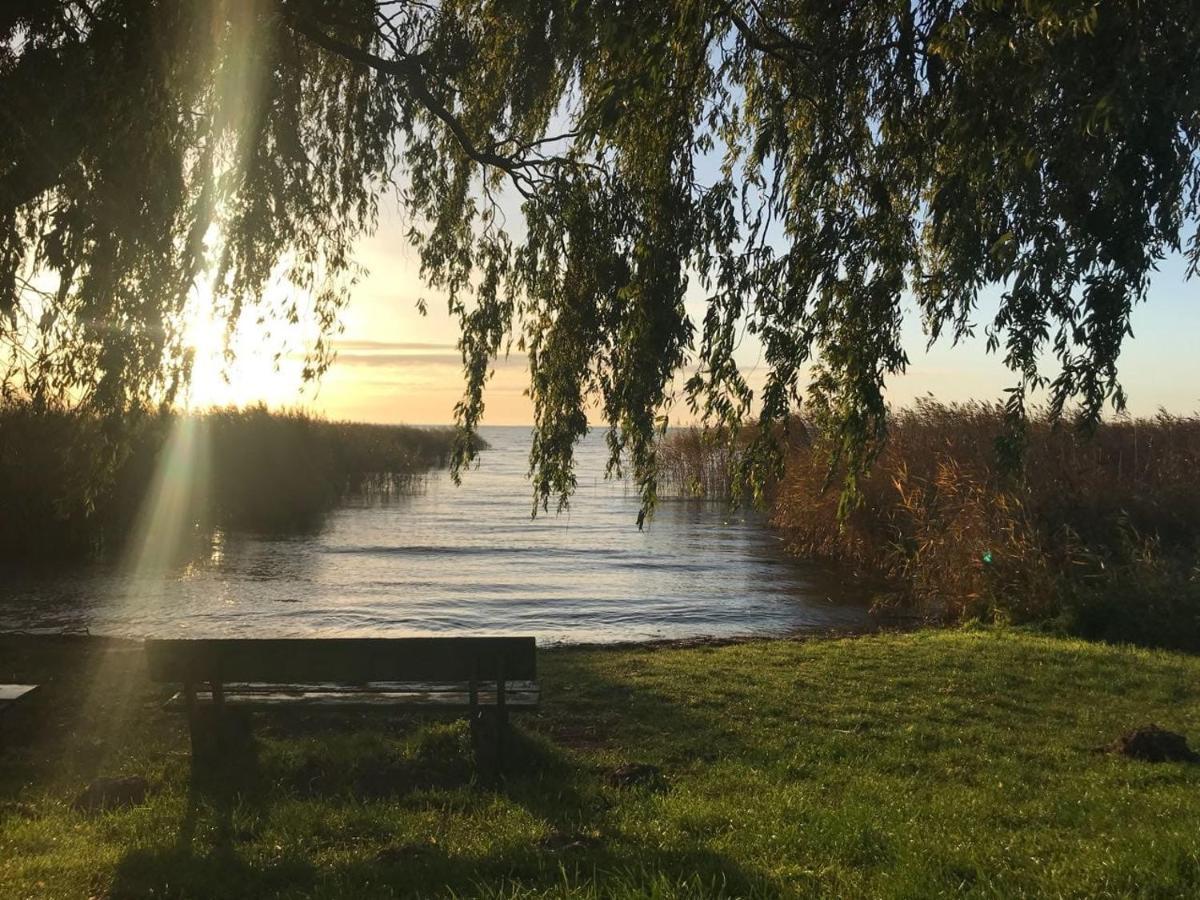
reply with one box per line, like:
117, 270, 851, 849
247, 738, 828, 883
4, 1, 1198, 518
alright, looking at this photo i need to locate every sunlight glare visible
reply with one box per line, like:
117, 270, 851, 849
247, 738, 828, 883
181, 278, 310, 411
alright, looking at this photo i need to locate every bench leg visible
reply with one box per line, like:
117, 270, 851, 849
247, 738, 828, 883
468, 670, 480, 755
469, 662, 479, 726
211, 679, 226, 756
496, 662, 507, 776
184, 681, 198, 766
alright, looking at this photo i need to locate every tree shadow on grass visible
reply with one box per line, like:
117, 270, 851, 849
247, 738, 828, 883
109, 846, 319, 900
108, 709, 781, 898
531, 648, 759, 766
107, 655, 783, 898
109, 822, 779, 899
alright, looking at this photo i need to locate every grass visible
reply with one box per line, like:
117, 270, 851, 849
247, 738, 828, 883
3, 629, 1200, 897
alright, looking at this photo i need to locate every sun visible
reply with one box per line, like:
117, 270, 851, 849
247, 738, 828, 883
181, 280, 310, 410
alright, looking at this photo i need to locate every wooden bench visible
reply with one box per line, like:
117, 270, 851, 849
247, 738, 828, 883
144, 637, 538, 769
0, 684, 39, 717
0, 685, 39, 744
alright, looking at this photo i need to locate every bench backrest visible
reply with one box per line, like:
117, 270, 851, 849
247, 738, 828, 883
144, 637, 536, 684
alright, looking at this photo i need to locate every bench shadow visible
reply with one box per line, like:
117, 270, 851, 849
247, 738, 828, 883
111, 778, 777, 900
177, 707, 267, 852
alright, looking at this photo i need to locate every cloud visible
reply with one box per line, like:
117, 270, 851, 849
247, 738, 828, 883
331, 339, 457, 352
335, 351, 463, 367
327, 340, 529, 371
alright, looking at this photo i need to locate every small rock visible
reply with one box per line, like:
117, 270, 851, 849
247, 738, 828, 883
606, 762, 667, 791
1107, 724, 1199, 763
73, 775, 149, 813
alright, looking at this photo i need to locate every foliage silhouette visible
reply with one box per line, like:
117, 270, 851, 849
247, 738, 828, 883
3, 2, 1199, 517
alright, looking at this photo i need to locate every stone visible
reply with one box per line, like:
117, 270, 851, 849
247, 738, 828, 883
1107, 724, 1199, 763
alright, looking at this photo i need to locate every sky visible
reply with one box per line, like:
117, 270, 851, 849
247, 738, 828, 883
186, 198, 1199, 427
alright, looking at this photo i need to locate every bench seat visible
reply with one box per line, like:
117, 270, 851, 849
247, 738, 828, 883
0, 684, 39, 704
0, 686, 39, 740
167, 681, 540, 709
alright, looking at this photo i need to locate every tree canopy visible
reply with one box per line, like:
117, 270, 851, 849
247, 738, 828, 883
3, 0, 1198, 517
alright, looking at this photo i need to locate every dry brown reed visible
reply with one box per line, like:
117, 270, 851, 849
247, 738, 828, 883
657, 426, 745, 498
663, 401, 1200, 648
774, 400, 1200, 646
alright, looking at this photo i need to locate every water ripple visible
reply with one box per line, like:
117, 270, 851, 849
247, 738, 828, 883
0, 427, 870, 642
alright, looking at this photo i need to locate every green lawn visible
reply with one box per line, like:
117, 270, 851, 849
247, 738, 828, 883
2, 629, 1199, 898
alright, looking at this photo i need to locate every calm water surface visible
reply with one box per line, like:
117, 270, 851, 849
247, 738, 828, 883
0, 427, 871, 643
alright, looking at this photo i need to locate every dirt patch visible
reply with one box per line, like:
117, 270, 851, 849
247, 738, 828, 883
1106, 724, 1199, 763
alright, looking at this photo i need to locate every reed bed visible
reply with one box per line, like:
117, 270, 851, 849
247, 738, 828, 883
662, 402, 1200, 649
657, 426, 746, 498
0, 403, 472, 561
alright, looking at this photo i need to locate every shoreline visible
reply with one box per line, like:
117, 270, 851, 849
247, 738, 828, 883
0, 616, 925, 655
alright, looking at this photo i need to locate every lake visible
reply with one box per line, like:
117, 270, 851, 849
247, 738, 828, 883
0, 426, 872, 643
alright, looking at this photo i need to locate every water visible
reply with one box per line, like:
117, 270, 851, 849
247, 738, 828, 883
0, 427, 872, 643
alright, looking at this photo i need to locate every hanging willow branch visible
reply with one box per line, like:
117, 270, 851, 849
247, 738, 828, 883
3, 0, 1199, 520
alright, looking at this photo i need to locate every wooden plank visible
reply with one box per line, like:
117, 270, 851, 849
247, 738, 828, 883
0, 685, 38, 702
166, 688, 540, 709
217, 680, 538, 694
145, 637, 537, 683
